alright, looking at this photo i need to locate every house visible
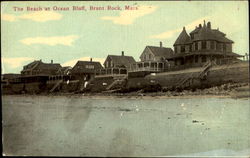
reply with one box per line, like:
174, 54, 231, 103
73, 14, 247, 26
71, 58, 103, 80
21, 60, 62, 76
101, 51, 136, 75
133, 42, 174, 72
104, 51, 136, 69
140, 42, 173, 62
167, 21, 243, 68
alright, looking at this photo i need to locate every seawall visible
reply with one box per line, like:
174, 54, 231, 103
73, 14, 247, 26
126, 61, 249, 90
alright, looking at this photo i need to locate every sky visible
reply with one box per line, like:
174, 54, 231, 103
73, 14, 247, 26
1, 1, 249, 74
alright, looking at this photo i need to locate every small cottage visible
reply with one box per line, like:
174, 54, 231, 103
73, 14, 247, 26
140, 42, 173, 62
21, 60, 62, 76
100, 51, 136, 75
104, 51, 136, 69
71, 58, 103, 80
134, 42, 174, 72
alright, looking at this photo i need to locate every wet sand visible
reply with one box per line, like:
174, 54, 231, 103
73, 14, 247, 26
2, 95, 250, 156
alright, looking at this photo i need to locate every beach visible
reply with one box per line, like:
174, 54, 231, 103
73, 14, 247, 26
2, 95, 250, 156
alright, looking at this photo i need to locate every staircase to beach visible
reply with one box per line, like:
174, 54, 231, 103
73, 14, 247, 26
105, 75, 127, 91
49, 80, 63, 92
175, 61, 213, 89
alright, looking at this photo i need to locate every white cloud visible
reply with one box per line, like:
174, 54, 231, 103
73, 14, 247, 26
1, 11, 62, 22
101, 5, 157, 25
2, 57, 34, 69
20, 35, 79, 46
150, 16, 210, 39
62, 57, 105, 67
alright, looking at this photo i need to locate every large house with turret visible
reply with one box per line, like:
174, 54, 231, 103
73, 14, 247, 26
167, 21, 243, 69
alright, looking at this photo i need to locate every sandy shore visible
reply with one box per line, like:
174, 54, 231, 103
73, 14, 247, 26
2, 94, 250, 156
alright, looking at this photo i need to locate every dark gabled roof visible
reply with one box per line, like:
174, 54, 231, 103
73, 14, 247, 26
22, 60, 62, 71
190, 27, 201, 34
212, 29, 226, 36
24, 60, 40, 69
37, 63, 61, 70
190, 22, 233, 43
71, 61, 103, 73
106, 55, 136, 68
195, 27, 233, 43
174, 27, 192, 45
146, 46, 174, 58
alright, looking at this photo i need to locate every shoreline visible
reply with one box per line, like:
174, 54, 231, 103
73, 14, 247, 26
2, 82, 249, 99
2, 92, 248, 100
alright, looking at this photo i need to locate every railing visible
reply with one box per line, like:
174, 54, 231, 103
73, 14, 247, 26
47, 75, 72, 83
175, 61, 213, 89
128, 67, 166, 72
94, 68, 128, 78
95, 74, 127, 78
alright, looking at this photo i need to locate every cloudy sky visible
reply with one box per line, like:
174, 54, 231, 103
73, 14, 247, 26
1, 1, 248, 74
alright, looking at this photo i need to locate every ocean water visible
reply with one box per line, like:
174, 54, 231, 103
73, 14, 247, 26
2, 95, 250, 156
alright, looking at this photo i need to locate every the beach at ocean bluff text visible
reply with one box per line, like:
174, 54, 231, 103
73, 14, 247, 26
13, 5, 138, 12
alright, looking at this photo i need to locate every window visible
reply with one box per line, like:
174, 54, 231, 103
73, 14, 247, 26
195, 42, 198, 50
223, 44, 226, 52
181, 46, 185, 53
86, 65, 94, 69
216, 42, 220, 50
148, 54, 151, 60
189, 45, 192, 52
202, 56, 206, 62
227, 44, 232, 52
191, 34, 194, 40
210, 41, 215, 49
202, 41, 206, 49
174, 46, 177, 54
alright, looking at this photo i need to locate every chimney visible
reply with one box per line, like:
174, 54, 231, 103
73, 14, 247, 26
160, 41, 162, 48
203, 20, 206, 27
51, 60, 53, 64
207, 22, 211, 29
199, 24, 202, 28
122, 51, 124, 56
90, 58, 92, 62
